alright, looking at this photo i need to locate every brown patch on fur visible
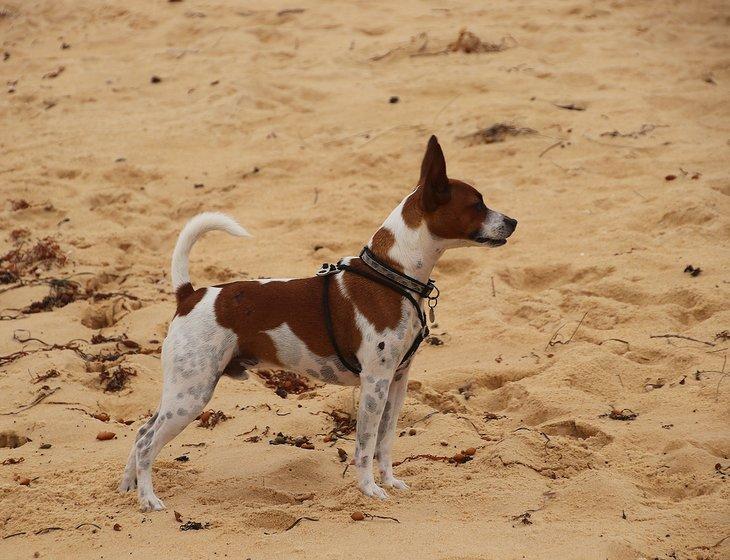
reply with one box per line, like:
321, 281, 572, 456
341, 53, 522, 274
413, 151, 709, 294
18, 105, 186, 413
341, 259, 406, 333
176, 283, 206, 317
369, 227, 403, 271
214, 277, 364, 369
401, 188, 423, 229
422, 179, 487, 240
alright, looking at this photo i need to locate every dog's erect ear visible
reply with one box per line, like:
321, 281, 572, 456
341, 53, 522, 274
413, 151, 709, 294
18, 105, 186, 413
419, 135, 451, 212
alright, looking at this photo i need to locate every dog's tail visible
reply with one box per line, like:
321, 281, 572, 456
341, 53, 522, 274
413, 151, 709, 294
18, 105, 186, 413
171, 212, 250, 300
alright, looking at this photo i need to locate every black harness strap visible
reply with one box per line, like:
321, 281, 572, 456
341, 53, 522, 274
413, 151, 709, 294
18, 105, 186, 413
318, 249, 438, 376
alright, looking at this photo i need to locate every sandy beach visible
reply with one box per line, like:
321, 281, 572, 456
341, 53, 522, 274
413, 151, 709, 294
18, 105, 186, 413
1, 1, 729, 558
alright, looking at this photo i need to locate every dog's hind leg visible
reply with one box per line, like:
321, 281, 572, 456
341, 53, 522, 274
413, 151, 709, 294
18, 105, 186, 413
133, 294, 237, 511
118, 411, 159, 493
134, 351, 231, 510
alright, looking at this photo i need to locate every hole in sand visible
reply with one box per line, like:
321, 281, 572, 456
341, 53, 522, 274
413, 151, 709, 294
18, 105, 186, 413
0, 431, 30, 449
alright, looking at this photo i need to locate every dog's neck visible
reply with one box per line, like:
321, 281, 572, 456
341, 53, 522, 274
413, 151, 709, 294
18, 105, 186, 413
366, 191, 444, 284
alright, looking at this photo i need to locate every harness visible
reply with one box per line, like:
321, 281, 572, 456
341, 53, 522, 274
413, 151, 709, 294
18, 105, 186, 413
316, 246, 439, 375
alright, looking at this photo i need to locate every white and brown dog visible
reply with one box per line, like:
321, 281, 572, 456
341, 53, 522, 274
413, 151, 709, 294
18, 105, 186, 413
119, 135, 517, 511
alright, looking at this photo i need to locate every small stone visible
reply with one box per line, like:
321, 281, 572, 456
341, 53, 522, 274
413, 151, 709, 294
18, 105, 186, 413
408, 428, 416, 436
351, 511, 365, 521
113, 523, 122, 531
96, 431, 116, 441
389, 96, 399, 104
150, 75, 162, 83
440, 440, 448, 446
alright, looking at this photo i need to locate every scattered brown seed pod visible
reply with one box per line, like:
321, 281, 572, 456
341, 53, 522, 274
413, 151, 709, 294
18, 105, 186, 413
93, 412, 110, 422
351, 511, 365, 521
113, 523, 122, 531
17, 477, 31, 486
463, 447, 477, 456
96, 431, 116, 441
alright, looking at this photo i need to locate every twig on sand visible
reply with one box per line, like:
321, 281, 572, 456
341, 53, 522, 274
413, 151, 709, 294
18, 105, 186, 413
0, 386, 59, 415
695, 354, 728, 401
34, 527, 64, 535
650, 334, 715, 347
283, 516, 319, 532
545, 312, 588, 351
411, 411, 439, 426
538, 140, 566, 158
364, 512, 400, 523
75, 523, 101, 530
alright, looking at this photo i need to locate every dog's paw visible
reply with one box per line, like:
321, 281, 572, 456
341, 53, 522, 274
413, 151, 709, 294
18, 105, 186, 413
117, 476, 137, 493
382, 476, 409, 490
359, 480, 389, 500
139, 494, 166, 512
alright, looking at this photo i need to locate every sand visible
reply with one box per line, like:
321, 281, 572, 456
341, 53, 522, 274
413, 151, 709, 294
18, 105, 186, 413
1, 1, 729, 559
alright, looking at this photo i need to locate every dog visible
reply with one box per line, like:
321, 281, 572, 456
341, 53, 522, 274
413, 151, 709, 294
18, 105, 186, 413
119, 135, 517, 511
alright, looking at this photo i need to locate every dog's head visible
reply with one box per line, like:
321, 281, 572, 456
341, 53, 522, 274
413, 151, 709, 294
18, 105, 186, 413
407, 135, 517, 249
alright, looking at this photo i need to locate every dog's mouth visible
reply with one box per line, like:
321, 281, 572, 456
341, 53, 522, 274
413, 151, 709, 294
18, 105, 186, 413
474, 237, 507, 247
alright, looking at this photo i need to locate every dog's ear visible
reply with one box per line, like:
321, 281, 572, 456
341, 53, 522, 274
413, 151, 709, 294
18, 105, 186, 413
419, 135, 451, 212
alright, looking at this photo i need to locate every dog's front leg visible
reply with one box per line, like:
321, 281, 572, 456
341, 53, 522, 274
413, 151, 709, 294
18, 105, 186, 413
355, 372, 392, 499
375, 363, 410, 489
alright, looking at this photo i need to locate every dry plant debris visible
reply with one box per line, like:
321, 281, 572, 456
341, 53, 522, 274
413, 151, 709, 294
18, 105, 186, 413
180, 520, 210, 531
32, 369, 60, 384
269, 432, 314, 449
0, 237, 67, 277
459, 123, 536, 145
684, 264, 701, 277
393, 447, 476, 467
600, 124, 665, 138
350, 511, 399, 523
448, 28, 510, 53
600, 408, 638, 421
256, 369, 315, 398
196, 410, 230, 429
98, 364, 137, 392
319, 409, 357, 440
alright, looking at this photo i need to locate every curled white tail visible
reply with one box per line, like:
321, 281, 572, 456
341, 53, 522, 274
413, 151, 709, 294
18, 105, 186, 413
171, 212, 250, 291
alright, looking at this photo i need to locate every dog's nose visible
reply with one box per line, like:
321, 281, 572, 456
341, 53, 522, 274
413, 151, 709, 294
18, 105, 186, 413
504, 216, 518, 234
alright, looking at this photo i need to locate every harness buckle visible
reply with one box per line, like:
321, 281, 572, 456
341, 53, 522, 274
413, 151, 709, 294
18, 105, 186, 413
316, 263, 340, 276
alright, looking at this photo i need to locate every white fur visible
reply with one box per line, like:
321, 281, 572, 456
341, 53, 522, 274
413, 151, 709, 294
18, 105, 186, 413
171, 212, 250, 291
